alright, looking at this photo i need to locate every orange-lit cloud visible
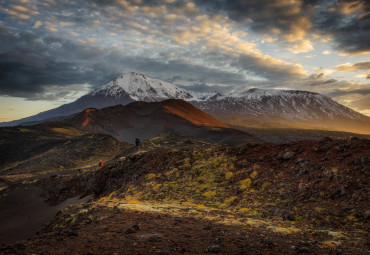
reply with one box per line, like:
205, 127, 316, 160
290, 40, 314, 53
335, 62, 370, 72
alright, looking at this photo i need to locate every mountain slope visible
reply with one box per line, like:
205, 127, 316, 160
191, 89, 370, 134
1, 72, 369, 135
0, 123, 129, 176
192, 88, 367, 121
66, 99, 260, 145
0, 72, 194, 127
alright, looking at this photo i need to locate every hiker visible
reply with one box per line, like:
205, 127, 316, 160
135, 138, 140, 149
99, 160, 103, 167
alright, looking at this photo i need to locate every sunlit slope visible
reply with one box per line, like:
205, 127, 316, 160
67, 99, 261, 145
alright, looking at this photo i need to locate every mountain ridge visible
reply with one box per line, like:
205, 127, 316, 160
1, 72, 369, 134
65, 99, 260, 144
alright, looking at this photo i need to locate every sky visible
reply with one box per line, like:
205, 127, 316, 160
0, 0, 369, 122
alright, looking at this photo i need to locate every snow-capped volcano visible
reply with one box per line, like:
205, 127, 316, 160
192, 88, 367, 121
1, 72, 369, 135
90, 72, 193, 101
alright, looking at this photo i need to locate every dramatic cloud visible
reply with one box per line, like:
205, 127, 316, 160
196, 0, 370, 55
0, 0, 369, 118
290, 40, 314, 54
0, 0, 312, 100
314, 0, 370, 55
238, 54, 307, 80
335, 62, 370, 72
195, 0, 313, 42
329, 88, 370, 97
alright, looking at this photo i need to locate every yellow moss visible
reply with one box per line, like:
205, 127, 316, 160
182, 202, 207, 208
225, 171, 234, 180
145, 173, 157, 180
261, 182, 270, 190
165, 168, 178, 176
239, 207, 251, 213
183, 158, 191, 168
153, 184, 162, 191
240, 178, 252, 190
203, 190, 217, 198
193, 152, 204, 160
314, 207, 324, 212
52, 127, 84, 136
99, 192, 115, 201
224, 196, 238, 205
128, 200, 142, 204
218, 203, 228, 209
165, 181, 179, 189
331, 167, 338, 175
252, 164, 260, 170
250, 170, 258, 179
346, 215, 356, 221
267, 226, 301, 235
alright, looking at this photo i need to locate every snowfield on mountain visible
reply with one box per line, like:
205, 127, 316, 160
1, 72, 369, 134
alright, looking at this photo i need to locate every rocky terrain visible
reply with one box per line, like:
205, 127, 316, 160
0, 122, 130, 197
1, 136, 368, 254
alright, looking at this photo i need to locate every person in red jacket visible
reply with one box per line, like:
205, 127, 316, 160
99, 160, 103, 167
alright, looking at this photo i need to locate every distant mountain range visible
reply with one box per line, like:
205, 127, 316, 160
1, 72, 370, 134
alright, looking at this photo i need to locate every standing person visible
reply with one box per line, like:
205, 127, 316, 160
99, 160, 103, 167
135, 138, 140, 150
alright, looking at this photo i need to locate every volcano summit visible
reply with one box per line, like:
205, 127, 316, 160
1, 72, 369, 135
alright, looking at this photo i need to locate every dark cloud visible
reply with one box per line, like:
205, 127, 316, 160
311, 0, 370, 54
350, 62, 370, 70
307, 73, 338, 86
0, 26, 121, 99
177, 83, 234, 94
329, 88, 370, 97
335, 61, 370, 71
0, 0, 368, 105
238, 54, 306, 80
349, 95, 370, 109
196, 0, 370, 54
115, 58, 248, 86
0, 25, 250, 99
195, 0, 314, 40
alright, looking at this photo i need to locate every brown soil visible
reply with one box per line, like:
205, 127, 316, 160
2, 201, 367, 255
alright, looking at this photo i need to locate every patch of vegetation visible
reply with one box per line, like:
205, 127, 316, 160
145, 173, 157, 180
240, 178, 252, 190
225, 171, 234, 180
203, 191, 217, 198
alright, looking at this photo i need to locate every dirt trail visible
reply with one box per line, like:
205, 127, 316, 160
0, 185, 92, 244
